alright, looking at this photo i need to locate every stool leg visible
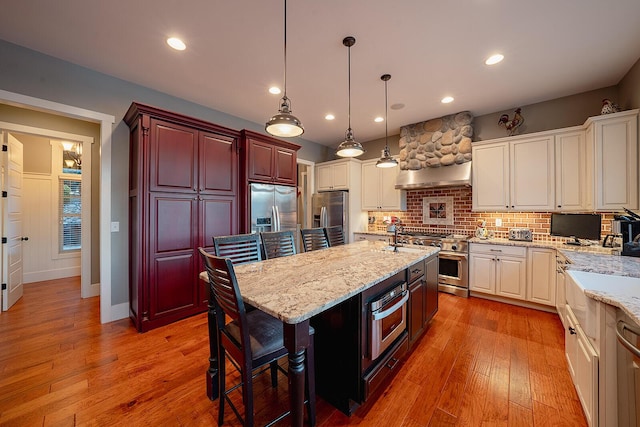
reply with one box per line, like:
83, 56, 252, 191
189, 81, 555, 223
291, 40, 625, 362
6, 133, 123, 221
270, 360, 278, 388
218, 350, 226, 426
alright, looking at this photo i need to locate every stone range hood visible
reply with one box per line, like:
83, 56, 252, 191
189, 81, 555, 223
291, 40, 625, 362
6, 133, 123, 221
395, 111, 473, 190
395, 161, 471, 189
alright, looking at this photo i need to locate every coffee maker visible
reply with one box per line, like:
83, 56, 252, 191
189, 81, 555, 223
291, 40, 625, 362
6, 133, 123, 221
620, 219, 640, 257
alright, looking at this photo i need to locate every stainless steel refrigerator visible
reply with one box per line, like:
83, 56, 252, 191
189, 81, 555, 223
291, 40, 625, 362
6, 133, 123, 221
249, 183, 297, 233
312, 191, 349, 239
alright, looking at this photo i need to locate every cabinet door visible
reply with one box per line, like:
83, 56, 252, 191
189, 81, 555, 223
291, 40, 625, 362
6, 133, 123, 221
331, 163, 350, 190
380, 166, 404, 210
424, 255, 439, 324
565, 307, 578, 379
555, 131, 589, 211
247, 138, 275, 183
556, 268, 567, 328
528, 248, 556, 306
148, 193, 198, 321
510, 136, 555, 210
408, 279, 425, 345
469, 252, 496, 294
149, 119, 197, 192
361, 162, 381, 209
593, 114, 638, 210
274, 147, 296, 185
496, 256, 526, 300
575, 324, 599, 427
472, 143, 509, 211
199, 132, 237, 195
316, 164, 334, 191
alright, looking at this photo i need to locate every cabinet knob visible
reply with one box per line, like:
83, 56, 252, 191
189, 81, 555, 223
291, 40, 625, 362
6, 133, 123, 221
568, 327, 576, 335
557, 205, 561, 208
21, 236, 29, 241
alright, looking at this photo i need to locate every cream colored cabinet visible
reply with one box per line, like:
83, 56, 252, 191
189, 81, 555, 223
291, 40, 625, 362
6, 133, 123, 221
361, 160, 406, 210
472, 135, 554, 211
317, 161, 350, 191
586, 110, 638, 211
469, 243, 526, 300
353, 232, 390, 243
555, 130, 592, 211
565, 306, 599, 427
527, 247, 556, 306
471, 142, 509, 211
555, 252, 568, 328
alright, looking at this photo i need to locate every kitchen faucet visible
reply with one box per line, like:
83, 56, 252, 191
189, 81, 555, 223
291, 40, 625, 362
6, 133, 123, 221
392, 223, 404, 252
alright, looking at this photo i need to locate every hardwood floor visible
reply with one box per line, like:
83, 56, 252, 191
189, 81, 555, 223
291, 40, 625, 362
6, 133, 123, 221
0, 278, 587, 426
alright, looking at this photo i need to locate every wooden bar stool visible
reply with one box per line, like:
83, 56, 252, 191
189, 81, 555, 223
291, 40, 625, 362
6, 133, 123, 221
299, 228, 329, 252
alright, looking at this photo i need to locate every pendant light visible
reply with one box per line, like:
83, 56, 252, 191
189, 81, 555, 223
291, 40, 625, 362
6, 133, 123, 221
336, 36, 365, 158
376, 74, 398, 168
265, 0, 304, 138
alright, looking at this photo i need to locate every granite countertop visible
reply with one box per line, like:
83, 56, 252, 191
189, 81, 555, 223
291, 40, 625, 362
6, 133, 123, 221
200, 240, 439, 324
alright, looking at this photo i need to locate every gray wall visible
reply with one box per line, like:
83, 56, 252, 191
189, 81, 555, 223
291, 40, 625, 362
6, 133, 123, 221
0, 39, 326, 306
619, 56, 640, 110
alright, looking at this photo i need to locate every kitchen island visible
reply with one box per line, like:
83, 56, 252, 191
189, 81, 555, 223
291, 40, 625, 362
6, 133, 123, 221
200, 240, 439, 426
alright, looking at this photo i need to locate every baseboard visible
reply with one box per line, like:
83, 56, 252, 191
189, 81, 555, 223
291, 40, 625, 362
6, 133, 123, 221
24, 267, 81, 284
110, 303, 129, 322
469, 291, 558, 314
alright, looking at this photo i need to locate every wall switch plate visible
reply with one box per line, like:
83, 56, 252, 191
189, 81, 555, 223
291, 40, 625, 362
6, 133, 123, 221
110, 221, 120, 232
495, 218, 502, 227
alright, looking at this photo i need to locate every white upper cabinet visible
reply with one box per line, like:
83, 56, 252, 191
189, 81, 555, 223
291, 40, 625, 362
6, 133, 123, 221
472, 142, 510, 211
555, 130, 592, 211
361, 160, 406, 211
317, 160, 350, 191
586, 110, 638, 211
472, 136, 554, 211
510, 135, 555, 211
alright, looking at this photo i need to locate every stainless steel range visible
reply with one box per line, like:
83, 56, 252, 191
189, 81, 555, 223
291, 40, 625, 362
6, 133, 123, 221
397, 232, 469, 297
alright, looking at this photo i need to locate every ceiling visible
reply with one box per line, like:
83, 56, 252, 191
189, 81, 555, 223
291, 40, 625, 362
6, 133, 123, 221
2, 0, 640, 148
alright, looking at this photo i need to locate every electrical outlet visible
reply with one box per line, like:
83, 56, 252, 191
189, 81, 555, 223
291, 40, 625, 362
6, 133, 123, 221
110, 221, 120, 232
495, 218, 502, 227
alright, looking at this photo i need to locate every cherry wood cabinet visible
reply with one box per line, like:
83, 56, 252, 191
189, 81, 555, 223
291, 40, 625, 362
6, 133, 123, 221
125, 102, 240, 332
242, 129, 298, 186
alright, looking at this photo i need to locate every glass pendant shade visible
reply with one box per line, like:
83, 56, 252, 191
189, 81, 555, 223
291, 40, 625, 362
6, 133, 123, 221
266, 96, 304, 137
336, 36, 364, 158
265, 0, 304, 138
376, 73, 397, 168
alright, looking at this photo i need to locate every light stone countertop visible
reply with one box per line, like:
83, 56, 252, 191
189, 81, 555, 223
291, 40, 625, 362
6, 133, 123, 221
200, 240, 439, 324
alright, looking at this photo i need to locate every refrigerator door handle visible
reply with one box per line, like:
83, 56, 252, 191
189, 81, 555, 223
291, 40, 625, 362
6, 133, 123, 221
320, 206, 328, 228
271, 205, 277, 232
275, 206, 281, 231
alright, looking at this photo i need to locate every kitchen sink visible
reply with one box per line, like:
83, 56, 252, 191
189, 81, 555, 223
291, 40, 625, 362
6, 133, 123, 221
566, 270, 640, 339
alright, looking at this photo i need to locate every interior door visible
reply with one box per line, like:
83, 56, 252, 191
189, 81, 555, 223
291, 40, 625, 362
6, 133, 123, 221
2, 133, 24, 310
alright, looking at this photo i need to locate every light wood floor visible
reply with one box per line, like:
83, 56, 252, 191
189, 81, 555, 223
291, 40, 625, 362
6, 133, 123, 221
0, 277, 587, 426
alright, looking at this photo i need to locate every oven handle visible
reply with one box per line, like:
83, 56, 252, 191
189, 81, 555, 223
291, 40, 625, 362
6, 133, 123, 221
372, 291, 409, 321
617, 320, 640, 358
439, 252, 468, 260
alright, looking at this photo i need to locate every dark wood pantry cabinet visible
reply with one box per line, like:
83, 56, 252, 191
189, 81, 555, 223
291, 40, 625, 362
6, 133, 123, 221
125, 102, 240, 332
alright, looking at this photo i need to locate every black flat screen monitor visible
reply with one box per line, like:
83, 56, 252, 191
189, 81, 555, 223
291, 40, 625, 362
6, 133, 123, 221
550, 213, 601, 241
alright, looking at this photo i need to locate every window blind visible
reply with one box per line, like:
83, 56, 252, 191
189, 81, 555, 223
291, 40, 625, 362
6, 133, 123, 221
59, 178, 81, 252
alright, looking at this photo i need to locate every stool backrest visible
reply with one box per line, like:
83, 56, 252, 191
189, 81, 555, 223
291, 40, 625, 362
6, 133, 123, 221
324, 225, 345, 247
260, 230, 297, 259
212, 233, 262, 265
300, 227, 329, 252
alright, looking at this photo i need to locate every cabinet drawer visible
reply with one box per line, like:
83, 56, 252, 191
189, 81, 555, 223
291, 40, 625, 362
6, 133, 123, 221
408, 260, 425, 283
363, 334, 409, 400
469, 243, 526, 258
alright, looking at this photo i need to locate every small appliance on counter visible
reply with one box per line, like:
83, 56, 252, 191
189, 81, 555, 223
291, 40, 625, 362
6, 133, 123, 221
619, 208, 640, 257
508, 228, 533, 242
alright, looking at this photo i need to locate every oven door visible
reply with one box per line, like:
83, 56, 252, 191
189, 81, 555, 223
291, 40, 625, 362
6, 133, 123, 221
438, 251, 468, 288
370, 283, 408, 360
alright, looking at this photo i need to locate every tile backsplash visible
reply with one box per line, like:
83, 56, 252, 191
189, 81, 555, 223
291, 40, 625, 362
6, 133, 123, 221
367, 185, 615, 243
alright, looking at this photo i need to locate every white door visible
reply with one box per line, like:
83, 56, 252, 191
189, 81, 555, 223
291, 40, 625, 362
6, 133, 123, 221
2, 133, 24, 310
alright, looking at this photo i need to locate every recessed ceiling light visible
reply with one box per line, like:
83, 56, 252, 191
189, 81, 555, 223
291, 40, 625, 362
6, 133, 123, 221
390, 103, 405, 110
167, 37, 186, 51
325, 114, 335, 120
374, 116, 384, 123
441, 96, 454, 104
269, 86, 281, 95
485, 54, 504, 65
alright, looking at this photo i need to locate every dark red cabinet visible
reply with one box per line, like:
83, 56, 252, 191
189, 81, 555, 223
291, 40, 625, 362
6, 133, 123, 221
242, 130, 298, 186
125, 103, 240, 332
408, 254, 439, 347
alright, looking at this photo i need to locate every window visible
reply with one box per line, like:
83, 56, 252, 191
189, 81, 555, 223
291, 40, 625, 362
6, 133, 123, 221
59, 178, 81, 252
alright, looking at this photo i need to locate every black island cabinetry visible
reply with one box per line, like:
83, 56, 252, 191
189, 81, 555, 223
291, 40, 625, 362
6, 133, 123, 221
311, 252, 439, 415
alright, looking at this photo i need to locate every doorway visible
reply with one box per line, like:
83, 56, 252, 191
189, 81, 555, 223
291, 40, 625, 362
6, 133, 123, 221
0, 122, 94, 310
